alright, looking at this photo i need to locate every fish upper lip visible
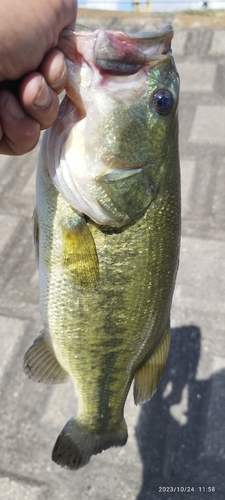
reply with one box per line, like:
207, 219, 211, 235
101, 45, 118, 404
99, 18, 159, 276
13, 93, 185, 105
60, 24, 174, 42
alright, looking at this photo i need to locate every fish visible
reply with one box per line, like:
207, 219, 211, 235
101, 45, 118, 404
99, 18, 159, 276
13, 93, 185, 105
23, 24, 180, 470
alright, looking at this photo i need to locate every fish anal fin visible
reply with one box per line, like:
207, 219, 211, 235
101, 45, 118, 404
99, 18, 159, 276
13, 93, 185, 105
61, 215, 99, 289
134, 326, 170, 405
23, 330, 68, 384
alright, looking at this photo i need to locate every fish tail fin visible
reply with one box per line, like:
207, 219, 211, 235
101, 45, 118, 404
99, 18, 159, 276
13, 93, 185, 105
52, 417, 128, 470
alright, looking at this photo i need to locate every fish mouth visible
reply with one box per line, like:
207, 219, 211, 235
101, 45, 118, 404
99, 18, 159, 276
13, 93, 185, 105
59, 24, 173, 76
58, 24, 173, 115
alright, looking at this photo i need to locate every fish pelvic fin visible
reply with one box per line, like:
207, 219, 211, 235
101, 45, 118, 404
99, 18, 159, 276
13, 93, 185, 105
61, 215, 99, 290
52, 417, 128, 470
133, 325, 171, 405
23, 330, 69, 384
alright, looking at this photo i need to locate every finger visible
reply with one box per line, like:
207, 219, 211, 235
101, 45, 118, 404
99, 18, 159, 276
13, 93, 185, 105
60, 0, 77, 31
19, 73, 60, 130
39, 48, 67, 95
0, 91, 40, 155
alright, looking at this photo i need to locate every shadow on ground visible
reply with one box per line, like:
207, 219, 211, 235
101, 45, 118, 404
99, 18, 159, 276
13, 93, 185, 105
135, 326, 225, 500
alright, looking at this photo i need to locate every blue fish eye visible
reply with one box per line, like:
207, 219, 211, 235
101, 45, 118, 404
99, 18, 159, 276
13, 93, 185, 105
152, 89, 173, 115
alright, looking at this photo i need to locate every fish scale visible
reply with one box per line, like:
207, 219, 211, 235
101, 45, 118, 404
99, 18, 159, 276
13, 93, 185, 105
23, 24, 180, 470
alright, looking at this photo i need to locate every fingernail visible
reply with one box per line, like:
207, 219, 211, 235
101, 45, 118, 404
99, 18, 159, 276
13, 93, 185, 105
34, 77, 51, 108
48, 49, 67, 93
50, 54, 67, 90
4, 94, 25, 119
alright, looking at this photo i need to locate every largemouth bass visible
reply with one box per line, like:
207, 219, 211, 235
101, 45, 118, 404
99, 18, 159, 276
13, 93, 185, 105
24, 24, 180, 470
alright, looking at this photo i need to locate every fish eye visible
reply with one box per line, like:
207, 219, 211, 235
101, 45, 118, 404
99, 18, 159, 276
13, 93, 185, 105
152, 89, 173, 115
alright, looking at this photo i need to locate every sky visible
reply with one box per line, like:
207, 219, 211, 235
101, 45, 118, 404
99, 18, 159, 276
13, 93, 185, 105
82, 0, 225, 12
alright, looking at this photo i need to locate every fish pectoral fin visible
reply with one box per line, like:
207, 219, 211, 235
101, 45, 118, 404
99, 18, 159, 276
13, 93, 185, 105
61, 215, 99, 289
32, 208, 39, 264
23, 330, 69, 384
133, 326, 170, 405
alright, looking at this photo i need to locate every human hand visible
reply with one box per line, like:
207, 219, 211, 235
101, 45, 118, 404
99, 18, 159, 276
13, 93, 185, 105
0, 0, 77, 155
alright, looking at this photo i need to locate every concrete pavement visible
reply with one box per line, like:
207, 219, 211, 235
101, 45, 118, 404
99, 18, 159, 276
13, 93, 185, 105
0, 9, 225, 500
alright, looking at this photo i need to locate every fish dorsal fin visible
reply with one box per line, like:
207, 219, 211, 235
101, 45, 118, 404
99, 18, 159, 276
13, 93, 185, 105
133, 326, 170, 404
61, 215, 99, 289
23, 330, 68, 384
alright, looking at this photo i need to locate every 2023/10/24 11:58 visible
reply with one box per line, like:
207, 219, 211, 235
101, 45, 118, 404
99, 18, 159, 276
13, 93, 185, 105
158, 486, 216, 493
